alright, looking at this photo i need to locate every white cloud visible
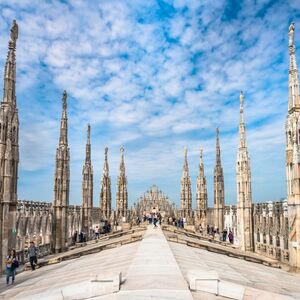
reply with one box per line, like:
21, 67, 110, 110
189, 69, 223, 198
0, 0, 296, 205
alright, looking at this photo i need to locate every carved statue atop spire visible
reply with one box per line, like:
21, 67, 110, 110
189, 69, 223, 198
183, 146, 189, 175
10, 20, 18, 43
240, 91, 244, 113
288, 22, 300, 111
87, 123, 90, 142
239, 91, 246, 148
200, 146, 203, 161
3, 20, 18, 106
62, 90, 67, 111
59, 90, 68, 146
289, 22, 295, 47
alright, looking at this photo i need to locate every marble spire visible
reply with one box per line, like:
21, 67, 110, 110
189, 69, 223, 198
180, 147, 192, 219
286, 22, 300, 269
236, 91, 253, 251
0, 20, 19, 269
82, 124, 93, 238
100, 146, 111, 220
53, 90, 70, 253
214, 128, 224, 231
116, 146, 128, 219
196, 146, 207, 227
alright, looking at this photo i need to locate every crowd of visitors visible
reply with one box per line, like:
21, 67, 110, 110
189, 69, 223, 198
71, 221, 113, 244
166, 218, 235, 244
143, 212, 162, 228
166, 217, 186, 228
205, 225, 234, 243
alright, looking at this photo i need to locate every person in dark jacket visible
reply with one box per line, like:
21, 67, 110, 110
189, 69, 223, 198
28, 241, 38, 271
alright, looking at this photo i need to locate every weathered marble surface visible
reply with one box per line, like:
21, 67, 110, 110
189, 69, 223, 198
170, 240, 300, 299
1, 225, 300, 299
0, 240, 139, 299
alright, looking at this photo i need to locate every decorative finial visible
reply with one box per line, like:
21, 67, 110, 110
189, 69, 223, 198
240, 91, 244, 111
62, 90, 67, 110
184, 146, 188, 158
105, 146, 108, 156
216, 127, 219, 136
289, 22, 295, 47
120, 145, 124, 154
10, 20, 18, 43
87, 124, 91, 144
200, 146, 203, 165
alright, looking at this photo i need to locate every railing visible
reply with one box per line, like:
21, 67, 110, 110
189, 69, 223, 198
255, 242, 289, 264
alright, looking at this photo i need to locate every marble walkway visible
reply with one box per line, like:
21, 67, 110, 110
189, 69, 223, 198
0, 226, 193, 300
2, 225, 299, 299
118, 225, 193, 299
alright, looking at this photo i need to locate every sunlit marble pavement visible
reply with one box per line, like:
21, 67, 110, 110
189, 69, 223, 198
1, 225, 300, 299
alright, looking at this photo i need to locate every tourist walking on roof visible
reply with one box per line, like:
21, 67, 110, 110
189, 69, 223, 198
28, 241, 38, 271
73, 230, 78, 244
6, 249, 18, 285
212, 227, 215, 239
228, 230, 234, 244
153, 214, 158, 228
95, 226, 99, 239
181, 218, 184, 228
222, 228, 228, 242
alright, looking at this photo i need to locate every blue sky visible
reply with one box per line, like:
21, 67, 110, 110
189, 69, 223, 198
0, 0, 299, 208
